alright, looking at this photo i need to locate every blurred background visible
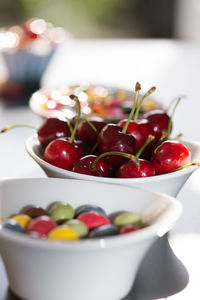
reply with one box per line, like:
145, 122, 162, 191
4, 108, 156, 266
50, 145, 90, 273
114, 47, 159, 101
0, 0, 200, 105
0, 0, 199, 40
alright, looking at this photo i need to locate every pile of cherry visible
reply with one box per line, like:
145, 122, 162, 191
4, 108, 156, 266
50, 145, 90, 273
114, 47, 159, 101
2, 202, 142, 240
2, 82, 197, 177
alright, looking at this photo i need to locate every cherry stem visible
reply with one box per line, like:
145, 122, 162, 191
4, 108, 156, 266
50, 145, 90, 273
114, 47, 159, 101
66, 119, 73, 135
171, 161, 200, 173
172, 133, 183, 140
1, 124, 37, 133
122, 82, 141, 134
165, 95, 186, 114
134, 86, 156, 122
167, 97, 181, 138
90, 142, 98, 154
91, 151, 136, 169
79, 117, 98, 134
159, 97, 182, 143
136, 135, 155, 158
69, 94, 81, 143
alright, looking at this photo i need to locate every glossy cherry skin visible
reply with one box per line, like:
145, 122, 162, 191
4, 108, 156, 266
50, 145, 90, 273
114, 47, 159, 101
37, 118, 71, 148
98, 124, 137, 167
118, 159, 156, 178
43, 137, 83, 170
76, 120, 106, 146
143, 110, 171, 141
151, 140, 191, 175
118, 119, 153, 149
72, 155, 109, 177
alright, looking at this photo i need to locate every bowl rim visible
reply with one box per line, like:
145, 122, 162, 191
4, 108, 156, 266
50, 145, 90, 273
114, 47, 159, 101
0, 177, 182, 251
25, 134, 200, 184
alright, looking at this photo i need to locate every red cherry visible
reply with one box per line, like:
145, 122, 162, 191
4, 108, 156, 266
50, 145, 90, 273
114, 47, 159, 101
151, 140, 191, 175
118, 159, 155, 178
118, 119, 153, 149
27, 216, 57, 237
119, 224, 139, 234
98, 124, 137, 167
37, 118, 71, 148
72, 155, 109, 177
44, 137, 83, 170
76, 120, 106, 146
143, 110, 170, 141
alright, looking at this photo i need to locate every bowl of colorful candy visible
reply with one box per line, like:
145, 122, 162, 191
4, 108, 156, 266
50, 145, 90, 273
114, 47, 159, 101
0, 18, 68, 93
0, 177, 181, 300
29, 82, 161, 121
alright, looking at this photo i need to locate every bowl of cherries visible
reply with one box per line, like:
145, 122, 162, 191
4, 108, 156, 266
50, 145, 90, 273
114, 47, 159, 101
3, 82, 200, 197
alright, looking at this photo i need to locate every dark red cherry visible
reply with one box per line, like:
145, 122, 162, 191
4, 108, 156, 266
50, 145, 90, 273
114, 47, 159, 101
151, 140, 191, 175
37, 118, 71, 148
118, 119, 153, 149
43, 137, 83, 170
98, 124, 137, 167
72, 155, 109, 177
118, 159, 155, 178
143, 110, 170, 141
76, 120, 106, 146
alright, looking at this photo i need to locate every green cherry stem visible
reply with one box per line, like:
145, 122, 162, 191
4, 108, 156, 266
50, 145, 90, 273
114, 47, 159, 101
68, 94, 81, 143
165, 95, 186, 114
171, 161, 200, 173
66, 118, 73, 135
159, 97, 182, 143
136, 135, 155, 158
122, 82, 141, 134
91, 152, 136, 169
167, 97, 181, 139
134, 86, 156, 122
1, 123, 37, 133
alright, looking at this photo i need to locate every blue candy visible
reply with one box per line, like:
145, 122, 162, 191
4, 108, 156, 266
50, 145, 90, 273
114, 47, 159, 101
75, 204, 107, 218
2, 219, 24, 233
89, 224, 119, 238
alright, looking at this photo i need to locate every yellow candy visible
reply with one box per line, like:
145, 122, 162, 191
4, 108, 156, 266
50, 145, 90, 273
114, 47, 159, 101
12, 214, 32, 229
48, 225, 79, 240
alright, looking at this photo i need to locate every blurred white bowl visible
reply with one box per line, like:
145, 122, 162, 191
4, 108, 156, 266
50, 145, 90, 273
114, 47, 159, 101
26, 135, 200, 197
0, 178, 181, 300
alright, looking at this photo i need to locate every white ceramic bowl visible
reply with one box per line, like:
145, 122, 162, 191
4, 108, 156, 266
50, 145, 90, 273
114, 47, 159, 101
26, 135, 200, 197
0, 178, 181, 300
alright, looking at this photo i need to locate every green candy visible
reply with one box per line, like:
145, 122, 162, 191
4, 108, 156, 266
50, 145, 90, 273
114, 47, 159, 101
65, 219, 89, 238
49, 203, 75, 223
113, 212, 142, 228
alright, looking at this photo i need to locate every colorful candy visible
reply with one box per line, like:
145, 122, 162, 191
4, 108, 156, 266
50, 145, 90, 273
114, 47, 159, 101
65, 219, 89, 238
77, 211, 111, 230
48, 226, 78, 240
2, 219, 24, 233
20, 205, 47, 218
1, 201, 143, 241
113, 212, 141, 228
27, 216, 57, 237
75, 204, 107, 217
48, 202, 75, 223
12, 214, 32, 229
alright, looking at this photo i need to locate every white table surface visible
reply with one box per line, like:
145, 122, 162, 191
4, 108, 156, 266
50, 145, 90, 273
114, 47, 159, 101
0, 38, 200, 299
